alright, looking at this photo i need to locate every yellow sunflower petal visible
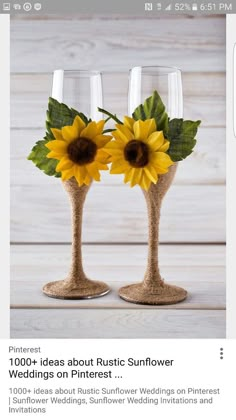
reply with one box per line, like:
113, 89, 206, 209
110, 164, 129, 174
56, 156, 73, 172
104, 148, 123, 158
111, 156, 126, 165
61, 167, 74, 180
150, 164, 169, 174
147, 163, 159, 180
146, 118, 157, 136
95, 149, 111, 164
74, 165, 87, 187
84, 174, 92, 185
152, 152, 173, 166
51, 128, 64, 140
123, 116, 135, 131
46, 151, 64, 159
104, 141, 124, 155
139, 172, 146, 189
110, 168, 125, 175
112, 157, 127, 168
127, 168, 136, 187
95, 162, 108, 170
146, 131, 165, 151
93, 134, 112, 148
72, 115, 86, 136
133, 119, 156, 141
133, 120, 144, 141
96, 120, 105, 134
144, 165, 158, 183
61, 125, 79, 143
129, 168, 144, 188
110, 158, 130, 173
112, 130, 131, 147
150, 152, 173, 174
123, 167, 133, 183
159, 140, 170, 153
80, 121, 98, 140
132, 168, 143, 186
114, 124, 133, 143
106, 136, 127, 149
86, 162, 101, 181
140, 172, 152, 191
45, 140, 67, 153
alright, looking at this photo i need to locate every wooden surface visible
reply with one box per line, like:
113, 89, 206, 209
10, 310, 225, 339
10, 244, 225, 338
10, 14, 226, 338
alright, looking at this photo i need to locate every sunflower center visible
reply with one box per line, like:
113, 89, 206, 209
67, 137, 97, 165
124, 140, 149, 168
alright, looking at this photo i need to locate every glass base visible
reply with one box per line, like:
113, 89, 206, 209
42, 279, 110, 300
119, 282, 187, 305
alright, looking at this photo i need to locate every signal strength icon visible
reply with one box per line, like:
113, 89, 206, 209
165, 4, 172, 10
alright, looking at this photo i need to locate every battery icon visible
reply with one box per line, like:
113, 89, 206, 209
192, 3, 198, 10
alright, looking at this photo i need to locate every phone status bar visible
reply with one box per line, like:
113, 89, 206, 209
0, 1, 234, 14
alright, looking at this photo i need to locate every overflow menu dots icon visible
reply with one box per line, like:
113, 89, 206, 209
220, 348, 224, 359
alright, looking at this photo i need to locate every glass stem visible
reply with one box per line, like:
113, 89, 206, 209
142, 189, 164, 289
63, 179, 90, 285
142, 164, 178, 290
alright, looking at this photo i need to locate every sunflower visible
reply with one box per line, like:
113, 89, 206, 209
104, 117, 173, 191
45, 116, 112, 186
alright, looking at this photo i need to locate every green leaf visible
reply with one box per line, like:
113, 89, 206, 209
28, 139, 61, 177
28, 97, 89, 177
132, 90, 168, 134
167, 119, 201, 162
46, 97, 89, 139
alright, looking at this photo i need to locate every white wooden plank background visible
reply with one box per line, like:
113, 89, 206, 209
10, 72, 225, 128
10, 16, 226, 72
10, 14, 226, 338
11, 184, 225, 243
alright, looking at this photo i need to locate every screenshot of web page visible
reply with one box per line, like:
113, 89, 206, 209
0, 0, 235, 418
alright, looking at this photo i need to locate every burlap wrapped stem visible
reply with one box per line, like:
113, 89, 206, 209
119, 164, 187, 305
43, 178, 110, 299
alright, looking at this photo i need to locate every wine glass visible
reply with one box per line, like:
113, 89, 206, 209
43, 70, 110, 299
119, 66, 187, 305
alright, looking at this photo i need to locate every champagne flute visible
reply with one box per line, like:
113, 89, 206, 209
119, 66, 187, 305
43, 70, 110, 299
